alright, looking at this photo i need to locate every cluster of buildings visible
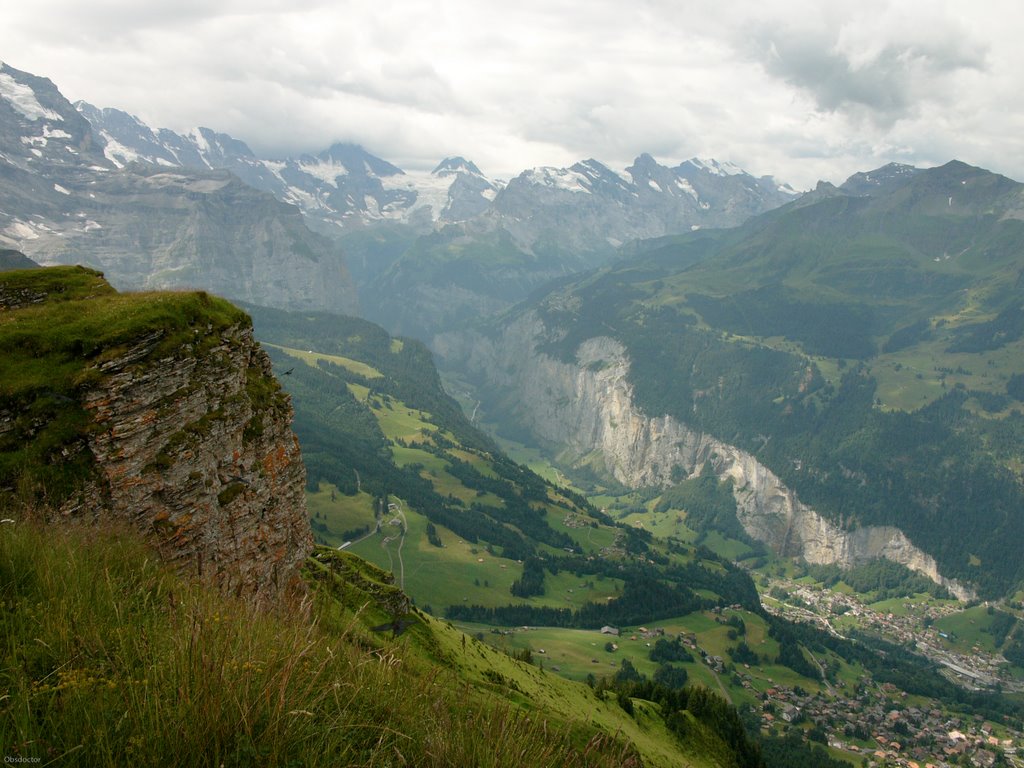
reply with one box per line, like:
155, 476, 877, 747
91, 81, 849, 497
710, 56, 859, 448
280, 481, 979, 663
760, 681, 1021, 767
763, 578, 1021, 693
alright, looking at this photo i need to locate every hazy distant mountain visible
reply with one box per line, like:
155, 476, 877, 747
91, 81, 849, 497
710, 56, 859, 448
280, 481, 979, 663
0, 63, 357, 313
493, 153, 798, 256
76, 101, 801, 338
77, 103, 503, 235
81, 100, 798, 249
0, 249, 38, 271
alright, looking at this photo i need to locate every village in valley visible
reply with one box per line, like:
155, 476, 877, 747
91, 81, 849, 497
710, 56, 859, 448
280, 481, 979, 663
753, 574, 1024, 767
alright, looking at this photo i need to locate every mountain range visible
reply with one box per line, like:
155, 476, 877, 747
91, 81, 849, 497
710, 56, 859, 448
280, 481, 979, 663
77, 99, 797, 241
1, 60, 802, 340
0, 62, 359, 315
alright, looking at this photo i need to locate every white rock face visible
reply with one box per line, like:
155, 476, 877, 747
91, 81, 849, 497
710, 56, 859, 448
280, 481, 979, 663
437, 312, 975, 600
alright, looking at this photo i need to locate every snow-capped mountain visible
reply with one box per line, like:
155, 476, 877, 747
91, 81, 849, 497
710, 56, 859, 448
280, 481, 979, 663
0, 62, 357, 314
77, 103, 504, 233
8, 61, 805, 340
492, 153, 798, 256
76, 101, 798, 255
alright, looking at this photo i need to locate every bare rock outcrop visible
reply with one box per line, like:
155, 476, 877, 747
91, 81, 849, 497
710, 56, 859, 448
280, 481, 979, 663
1, 274, 313, 601
70, 323, 313, 600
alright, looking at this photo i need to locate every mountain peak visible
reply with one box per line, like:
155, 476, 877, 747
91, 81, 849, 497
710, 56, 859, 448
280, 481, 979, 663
681, 157, 745, 177
629, 153, 661, 172
432, 156, 483, 177
839, 162, 919, 196
317, 143, 403, 177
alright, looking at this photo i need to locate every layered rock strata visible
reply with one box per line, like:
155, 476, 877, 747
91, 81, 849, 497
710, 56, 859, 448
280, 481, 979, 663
67, 322, 314, 600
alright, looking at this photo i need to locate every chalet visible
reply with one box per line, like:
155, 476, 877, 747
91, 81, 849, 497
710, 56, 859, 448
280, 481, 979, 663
600, 626, 620, 636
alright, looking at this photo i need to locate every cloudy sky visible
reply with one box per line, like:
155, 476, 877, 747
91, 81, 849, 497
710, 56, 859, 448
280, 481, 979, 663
3, 0, 1022, 188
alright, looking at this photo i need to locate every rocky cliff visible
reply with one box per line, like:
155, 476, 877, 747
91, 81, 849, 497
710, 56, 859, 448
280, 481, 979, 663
0, 267, 313, 600
436, 312, 974, 600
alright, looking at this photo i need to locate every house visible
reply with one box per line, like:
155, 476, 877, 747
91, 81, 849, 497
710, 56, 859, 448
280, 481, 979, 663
600, 626, 620, 636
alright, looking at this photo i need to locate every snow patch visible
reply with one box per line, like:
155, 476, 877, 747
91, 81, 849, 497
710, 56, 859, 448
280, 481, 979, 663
687, 157, 744, 177
20, 135, 47, 147
674, 177, 699, 201
523, 167, 591, 194
647, 179, 661, 191
99, 132, 140, 168
42, 125, 72, 140
0, 73, 63, 122
188, 128, 213, 167
481, 188, 497, 201
282, 185, 320, 210
298, 158, 349, 188
53, 183, 70, 195
380, 169, 453, 220
4, 220, 39, 240
262, 160, 287, 184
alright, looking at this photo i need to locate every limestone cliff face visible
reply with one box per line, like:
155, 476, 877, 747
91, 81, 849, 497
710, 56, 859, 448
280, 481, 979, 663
64, 322, 314, 600
436, 312, 974, 600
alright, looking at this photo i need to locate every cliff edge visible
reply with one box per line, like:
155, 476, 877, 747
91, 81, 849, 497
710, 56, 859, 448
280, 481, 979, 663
0, 266, 313, 600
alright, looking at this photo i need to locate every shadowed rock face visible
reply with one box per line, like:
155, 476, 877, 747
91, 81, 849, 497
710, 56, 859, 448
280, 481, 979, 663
436, 312, 975, 600
71, 322, 313, 601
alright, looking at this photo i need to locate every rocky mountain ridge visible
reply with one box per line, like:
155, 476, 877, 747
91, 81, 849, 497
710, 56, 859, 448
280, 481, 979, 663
435, 311, 975, 600
79, 98, 799, 251
0, 62, 358, 315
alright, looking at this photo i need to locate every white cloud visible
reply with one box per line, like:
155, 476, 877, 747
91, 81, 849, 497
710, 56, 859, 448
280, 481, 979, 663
2, 0, 1023, 189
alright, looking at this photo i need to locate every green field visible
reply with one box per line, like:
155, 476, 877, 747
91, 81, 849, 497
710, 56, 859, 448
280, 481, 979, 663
307, 483, 377, 544
264, 342, 383, 378
455, 606, 830, 711
934, 604, 1005, 653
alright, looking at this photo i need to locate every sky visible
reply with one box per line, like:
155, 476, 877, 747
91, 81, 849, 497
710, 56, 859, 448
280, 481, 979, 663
3, 0, 1023, 189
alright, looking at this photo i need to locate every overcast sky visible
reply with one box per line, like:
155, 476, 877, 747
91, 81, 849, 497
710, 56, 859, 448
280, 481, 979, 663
3, 0, 1022, 189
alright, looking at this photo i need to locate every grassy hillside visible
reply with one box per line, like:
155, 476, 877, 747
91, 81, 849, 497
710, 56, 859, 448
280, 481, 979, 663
0, 519, 768, 767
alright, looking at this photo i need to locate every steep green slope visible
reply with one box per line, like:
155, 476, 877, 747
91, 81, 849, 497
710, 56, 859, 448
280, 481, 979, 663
480, 161, 1024, 596
2, 519, 767, 767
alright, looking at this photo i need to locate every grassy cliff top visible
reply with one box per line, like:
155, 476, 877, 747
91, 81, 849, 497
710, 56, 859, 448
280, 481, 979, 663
0, 266, 249, 400
0, 266, 252, 504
